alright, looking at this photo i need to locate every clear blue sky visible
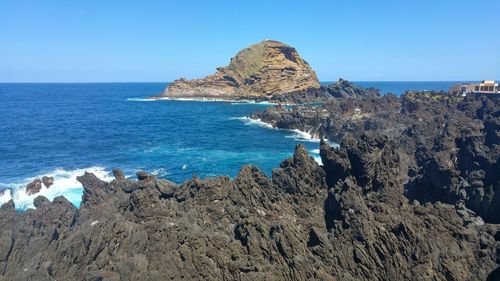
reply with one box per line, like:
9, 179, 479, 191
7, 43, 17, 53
0, 0, 498, 82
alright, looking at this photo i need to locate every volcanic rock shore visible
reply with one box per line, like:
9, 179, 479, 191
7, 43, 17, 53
153, 40, 320, 100
1, 140, 499, 279
0, 83, 499, 280
253, 81, 500, 226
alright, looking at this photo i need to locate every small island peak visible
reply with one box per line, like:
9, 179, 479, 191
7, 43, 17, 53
153, 40, 319, 100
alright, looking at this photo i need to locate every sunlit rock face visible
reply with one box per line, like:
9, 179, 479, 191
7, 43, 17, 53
158, 40, 320, 99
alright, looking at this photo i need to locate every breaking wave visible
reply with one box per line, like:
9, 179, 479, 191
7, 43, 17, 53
285, 129, 320, 142
231, 116, 339, 145
230, 100, 280, 106
0, 167, 113, 211
150, 167, 170, 177
230, 116, 275, 129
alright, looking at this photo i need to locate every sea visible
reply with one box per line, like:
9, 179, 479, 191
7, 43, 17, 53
0, 81, 468, 210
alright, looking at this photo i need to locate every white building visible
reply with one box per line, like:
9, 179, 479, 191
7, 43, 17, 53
457, 80, 499, 94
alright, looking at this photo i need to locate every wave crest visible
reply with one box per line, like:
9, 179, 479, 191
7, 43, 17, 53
230, 116, 275, 129
285, 129, 320, 142
0, 167, 113, 211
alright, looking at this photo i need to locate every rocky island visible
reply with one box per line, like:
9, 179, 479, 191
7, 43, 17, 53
151, 40, 320, 101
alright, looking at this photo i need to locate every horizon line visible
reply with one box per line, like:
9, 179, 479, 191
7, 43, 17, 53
0, 79, 488, 84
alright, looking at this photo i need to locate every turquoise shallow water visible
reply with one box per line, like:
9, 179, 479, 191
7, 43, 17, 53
0, 81, 463, 209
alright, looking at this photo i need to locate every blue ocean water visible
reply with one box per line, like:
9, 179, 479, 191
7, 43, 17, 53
0, 81, 461, 209
325, 81, 472, 94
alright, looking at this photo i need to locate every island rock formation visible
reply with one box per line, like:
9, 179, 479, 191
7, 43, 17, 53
154, 40, 320, 100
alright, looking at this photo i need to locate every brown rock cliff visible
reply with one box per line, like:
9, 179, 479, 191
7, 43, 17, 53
157, 40, 320, 99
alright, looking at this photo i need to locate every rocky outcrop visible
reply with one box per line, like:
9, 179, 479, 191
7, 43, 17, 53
25, 179, 42, 195
320, 135, 498, 280
251, 84, 399, 140
252, 90, 500, 226
1, 139, 498, 280
154, 40, 320, 100
401, 92, 500, 224
323, 78, 380, 99
25, 176, 54, 195
0, 81, 498, 280
42, 176, 54, 188
251, 78, 381, 104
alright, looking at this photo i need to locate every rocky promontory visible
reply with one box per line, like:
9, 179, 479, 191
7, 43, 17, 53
252, 84, 500, 226
153, 40, 320, 100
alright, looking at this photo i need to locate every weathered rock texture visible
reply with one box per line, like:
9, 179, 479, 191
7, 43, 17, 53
246, 77, 382, 106
0, 82, 499, 280
323, 78, 380, 99
25, 176, 54, 195
252, 86, 500, 226
1, 140, 498, 280
155, 40, 320, 100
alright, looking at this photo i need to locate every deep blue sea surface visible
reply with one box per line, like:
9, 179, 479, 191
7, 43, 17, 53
0, 81, 465, 209
325, 81, 472, 94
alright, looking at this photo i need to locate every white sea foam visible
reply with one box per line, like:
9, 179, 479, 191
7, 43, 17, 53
231, 116, 335, 145
0, 189, 12, 206
230, 100, 255, 105
150, 167, 169, 177
0, 167, 113, 211
230, 116, 275, 129
256, 101, 280, 106
130, 96, 283, 105
309, 149, 324, 165
313, 156, 323, 165
164, 97, 240, 103
126, 97, 157, 102
285, 129, 320, 142
230, 100, 281, 106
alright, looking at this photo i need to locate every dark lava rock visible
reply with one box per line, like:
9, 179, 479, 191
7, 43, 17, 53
33, 196, 51, 208
25, 176, 55, 195
136, 170, 149, 181
84, 271, 120, 281
155, 179, 177, 198
112, 168, 125, 180
0, 137, 498, 280
0, 229, 13, 262
252, 88, 400, 141
272, 144, 326, 196
42, 176, 54, 188
253, 88, 499, 225
255, 79, 381, 104
264, 87, 333, 104
25, 178, 43, 195
324, 78, 381, 99
0, 88, 499, 280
